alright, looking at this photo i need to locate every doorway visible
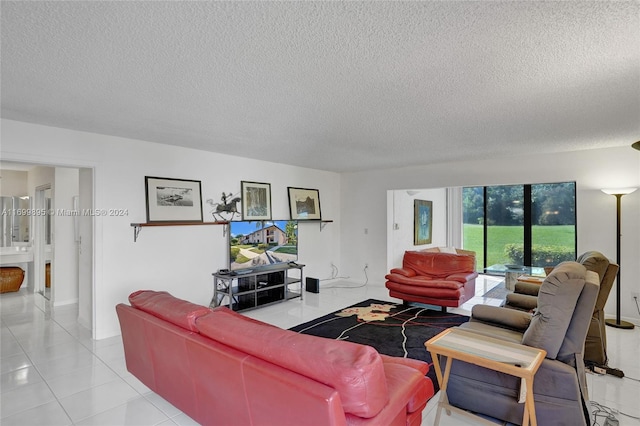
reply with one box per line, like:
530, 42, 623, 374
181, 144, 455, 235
1, 161, 94, 337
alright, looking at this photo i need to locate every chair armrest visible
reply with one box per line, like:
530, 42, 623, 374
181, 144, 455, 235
446, 271, 479, 284
514, 281, 541, 296
505, 293, 538, 311
389, 268, 416, 278
471, 305, 532, 331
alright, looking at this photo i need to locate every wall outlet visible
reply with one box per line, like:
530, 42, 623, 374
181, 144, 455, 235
364, 263, 369, 269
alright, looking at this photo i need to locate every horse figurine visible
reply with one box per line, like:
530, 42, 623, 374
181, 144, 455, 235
207, 193, 241, 221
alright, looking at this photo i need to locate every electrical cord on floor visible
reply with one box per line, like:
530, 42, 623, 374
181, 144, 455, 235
592, 401, 619, 426
319, 263, 350, 282
322, 265, 368, 289
592, 401, 640, 425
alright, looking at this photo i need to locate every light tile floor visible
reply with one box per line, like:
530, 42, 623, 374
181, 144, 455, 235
1, 276, 639, 425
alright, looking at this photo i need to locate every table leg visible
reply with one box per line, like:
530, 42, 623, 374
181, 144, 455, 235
432, 352, 443, 387
434, 355, 453, 426
440, 356, 453, 402
524, 378, 537, 426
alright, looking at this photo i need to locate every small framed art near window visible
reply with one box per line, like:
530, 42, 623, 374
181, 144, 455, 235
145, 176, 203, 223
414, 199, 432, 245
241, 181, 272, 220
288, 187, 321, 220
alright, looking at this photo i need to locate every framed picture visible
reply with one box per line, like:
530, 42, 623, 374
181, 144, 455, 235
145, 176, 203, 223
414, 199, 432, 245
288, 187, 322, 220
241, 181, 272, 220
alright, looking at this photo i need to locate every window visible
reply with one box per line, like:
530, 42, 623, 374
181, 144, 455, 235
463, 182, 576, 272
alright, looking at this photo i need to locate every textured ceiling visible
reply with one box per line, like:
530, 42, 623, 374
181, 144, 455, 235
2, 1, 639, 173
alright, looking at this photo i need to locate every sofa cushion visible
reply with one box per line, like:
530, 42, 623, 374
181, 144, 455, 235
522, 262, 586, 359
128, 290, 212, 332
389, 267, 416, 278
471, 304, 532, 331
576, 251, 609, 283
437, 246, 458, 254
385, 274, 462, 289
196, 307, 389, 418
402, 251, 475, 279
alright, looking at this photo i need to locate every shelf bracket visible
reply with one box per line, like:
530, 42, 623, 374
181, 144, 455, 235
133, 224, 142, 242
319, 220, 333, 231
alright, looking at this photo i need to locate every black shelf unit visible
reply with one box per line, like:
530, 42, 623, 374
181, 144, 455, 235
211, 264, 304, 312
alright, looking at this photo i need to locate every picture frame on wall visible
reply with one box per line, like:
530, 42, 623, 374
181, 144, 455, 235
145, 176, 203, 223
287, 187, 322, 220
414, 199, 432, 245
241, 181, 272, 220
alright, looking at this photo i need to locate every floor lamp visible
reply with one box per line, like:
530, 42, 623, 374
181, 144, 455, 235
601, 187, 637, 329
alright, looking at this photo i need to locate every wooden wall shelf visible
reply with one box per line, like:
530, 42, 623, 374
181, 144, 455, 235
130, 221, 229, 242
130, 219, 332, 241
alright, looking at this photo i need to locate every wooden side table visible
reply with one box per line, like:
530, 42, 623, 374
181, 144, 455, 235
425, 328, 546, 426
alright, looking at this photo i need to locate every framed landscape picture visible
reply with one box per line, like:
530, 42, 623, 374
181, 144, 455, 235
414, 199, 432, 245
288, 187, 321, 220
145, 176, 203, 223
241, 181, 272, 220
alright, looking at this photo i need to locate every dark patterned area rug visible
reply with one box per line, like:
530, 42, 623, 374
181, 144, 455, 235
289, 299, 469, 393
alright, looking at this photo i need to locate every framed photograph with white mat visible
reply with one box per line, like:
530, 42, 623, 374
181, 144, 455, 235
241, 181, 272, 220
145, 176, 203, 223
288, 187, 321, 220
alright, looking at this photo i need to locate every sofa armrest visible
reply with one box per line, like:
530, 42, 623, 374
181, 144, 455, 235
505, 293, 538, 311
379, 353, 429, 375
471, 305, 532, 331
446, 271, 478, 284
389, 268, 416, 278
515, 281, 541, 296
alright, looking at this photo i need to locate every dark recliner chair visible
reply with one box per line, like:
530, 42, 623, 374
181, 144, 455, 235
438, 262, 599, 425
504, 251, 618, 369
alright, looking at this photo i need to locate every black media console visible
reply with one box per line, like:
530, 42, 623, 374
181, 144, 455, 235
210, 263, 304, 312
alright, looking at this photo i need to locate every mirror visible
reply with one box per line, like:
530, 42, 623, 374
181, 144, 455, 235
0, 196, 31, 247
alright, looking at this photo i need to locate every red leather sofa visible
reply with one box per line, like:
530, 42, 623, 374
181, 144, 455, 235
116, 290, 434, 426
385, 248, 478, 311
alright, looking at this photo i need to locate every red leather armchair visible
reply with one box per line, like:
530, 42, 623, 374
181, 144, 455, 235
385, 248, 478, 311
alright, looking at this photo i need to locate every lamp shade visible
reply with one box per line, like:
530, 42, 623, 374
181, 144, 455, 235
601, 188, 638, 196
632, 141, 640, 151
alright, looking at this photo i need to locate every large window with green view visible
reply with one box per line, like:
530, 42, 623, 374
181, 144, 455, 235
462, 182, 576, 272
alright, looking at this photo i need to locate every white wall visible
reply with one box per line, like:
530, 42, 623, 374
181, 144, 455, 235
387, 188, 448, 269
53, 167, 80, 306
77, 168, 93, 330
0, 170, 28, 196
342, 147, 640, 325
25, 166, 81, 305
1, 119, 341, 339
